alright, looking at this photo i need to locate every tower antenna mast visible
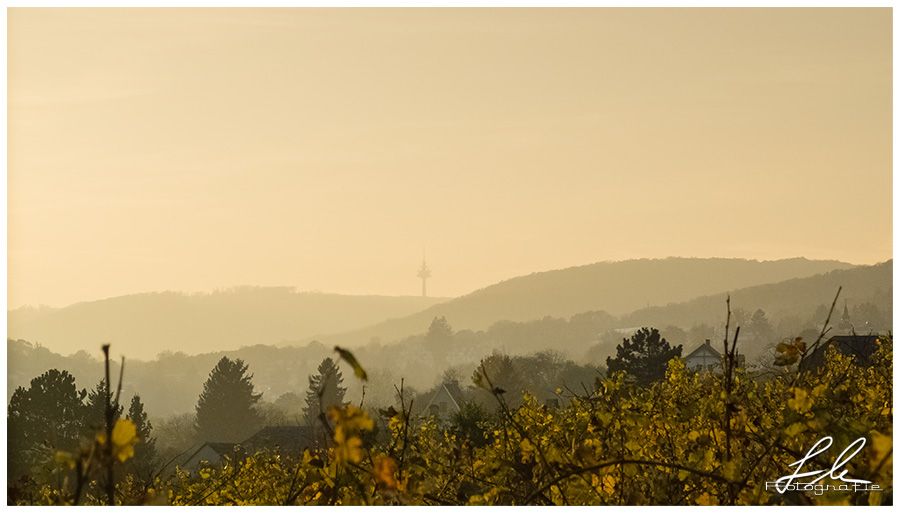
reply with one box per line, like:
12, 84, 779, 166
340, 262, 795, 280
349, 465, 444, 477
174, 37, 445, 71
417, 254, 431, 298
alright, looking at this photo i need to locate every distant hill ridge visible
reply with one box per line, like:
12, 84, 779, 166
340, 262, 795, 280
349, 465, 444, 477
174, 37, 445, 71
8, 258, 855, 358
312, 257, 854, 346
7, 287, 448, 359
621, 260, 892, 330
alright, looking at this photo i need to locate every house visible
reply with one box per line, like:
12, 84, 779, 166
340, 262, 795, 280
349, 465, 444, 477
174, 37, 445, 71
684, 339, 746, 372
243, 425, 319, 455
684, 339, 723, 371
800, 335, 883, 370
420, 381, 465, 422
179, 442, 241, 473
177, 425, 318, 473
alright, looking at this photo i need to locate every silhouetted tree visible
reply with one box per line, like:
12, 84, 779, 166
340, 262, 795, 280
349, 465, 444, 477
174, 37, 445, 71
606, 327, 682, 386
426, 316, 455, 365
745, 309, 775, 345
153, 413, 197, 459
440, 367, 464, 385
125, 395, 156, 480
427, 316, 454, 344
84, 379, 124, 432
303, 358, 346, 427
273, 391, 303, 419
451, 401, 493, 447
472, 352, 527, 408
195, 357, 262, 442
515, 350, 565, 389
7, 369, 87, 482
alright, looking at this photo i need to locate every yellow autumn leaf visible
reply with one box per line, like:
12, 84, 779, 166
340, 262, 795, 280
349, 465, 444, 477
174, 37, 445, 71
373, 455, 398, 489
336, 433, 364, 464
111, 418, 139, 462
601, 474, 616, 495
696, 492, 718, 505
787, 388, 813, 413
334, 346, 368, 381
774, 340, 801, 366
784, 421, 807, 438
519, 438, 535, 463
328, 404, 375, 433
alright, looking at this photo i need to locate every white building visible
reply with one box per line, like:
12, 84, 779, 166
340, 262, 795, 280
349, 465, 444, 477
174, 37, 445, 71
684, 339, 723, 371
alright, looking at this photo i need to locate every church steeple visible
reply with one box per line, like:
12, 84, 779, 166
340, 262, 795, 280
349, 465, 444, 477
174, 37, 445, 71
839, 301, 853, 334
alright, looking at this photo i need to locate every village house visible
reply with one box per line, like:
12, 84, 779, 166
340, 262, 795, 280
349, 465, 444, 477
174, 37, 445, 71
684, 339, 722, 371
684, 339, 745, 372
177, 425, 317, 473
179, 442, 241, 473
799, 335, 884, 370
420, 381, 465, 423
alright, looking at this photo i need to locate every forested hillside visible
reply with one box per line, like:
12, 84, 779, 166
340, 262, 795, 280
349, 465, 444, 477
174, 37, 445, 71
621, 261, 892, 342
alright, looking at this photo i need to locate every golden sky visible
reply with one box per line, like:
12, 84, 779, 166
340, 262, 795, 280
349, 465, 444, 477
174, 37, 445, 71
8, 8, 892, 308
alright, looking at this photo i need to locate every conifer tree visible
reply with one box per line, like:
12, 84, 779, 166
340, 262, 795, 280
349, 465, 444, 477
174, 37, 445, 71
7, 369, 87, 482
84, 379, 124, 432
606, 327, 682, 386
126, 395, 157, 479
426, 316, 453, 344
746, 308, 776, 344
195, 357, 263, 442
303, 357, 346, 427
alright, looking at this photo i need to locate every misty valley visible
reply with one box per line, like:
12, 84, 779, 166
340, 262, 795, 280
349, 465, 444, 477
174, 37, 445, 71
6, 258, 893, 505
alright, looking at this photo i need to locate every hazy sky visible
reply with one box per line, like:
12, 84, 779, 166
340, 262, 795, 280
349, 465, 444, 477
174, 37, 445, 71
8, 8, 892, 308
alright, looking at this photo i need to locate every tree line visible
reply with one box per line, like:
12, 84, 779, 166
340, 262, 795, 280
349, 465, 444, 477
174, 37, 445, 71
7, 350, 353, 503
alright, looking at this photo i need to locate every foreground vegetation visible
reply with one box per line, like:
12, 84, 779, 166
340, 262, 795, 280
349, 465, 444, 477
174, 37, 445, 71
7, 300, 893, 505
170, 345, 894, 505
